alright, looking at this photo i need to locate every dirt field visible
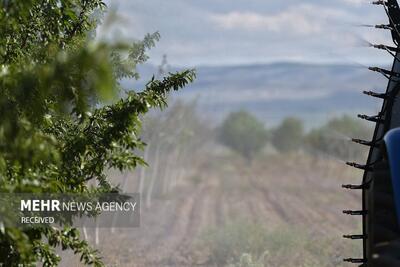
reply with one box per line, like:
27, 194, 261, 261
61, 153, 364, 267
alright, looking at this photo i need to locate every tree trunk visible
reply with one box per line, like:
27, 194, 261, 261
146, 142, 161, 208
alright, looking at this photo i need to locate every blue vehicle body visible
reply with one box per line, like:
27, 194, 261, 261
384, 128, 400, 224
346, 1, 400, 265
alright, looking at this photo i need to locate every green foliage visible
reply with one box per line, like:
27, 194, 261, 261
219, 110, 268, 160
201, 220, 269, 266
306, 115, 371, 160
271, 117, 304, 153
0, 1, 195, 266
228, 252, 267, 267
202, 222, 359, 267
0, 0, 106, 65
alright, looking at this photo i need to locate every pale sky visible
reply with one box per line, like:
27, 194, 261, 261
101, 0, 394, 66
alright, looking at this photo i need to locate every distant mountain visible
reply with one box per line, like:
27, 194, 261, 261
123, 62, 387, 127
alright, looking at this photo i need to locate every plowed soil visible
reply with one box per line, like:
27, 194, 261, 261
60, 154, 363, 267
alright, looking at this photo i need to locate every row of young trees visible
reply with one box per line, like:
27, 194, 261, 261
218, 110, 372, 161
136, 101, 210, 208
81, 100, 208, 248
127, 109, 371, 205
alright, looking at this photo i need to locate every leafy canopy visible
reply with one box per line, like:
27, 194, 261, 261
219, 110, 268, 161
0, 0, 195, 266
306, 115, 371, 160
272, 117, 304, 153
